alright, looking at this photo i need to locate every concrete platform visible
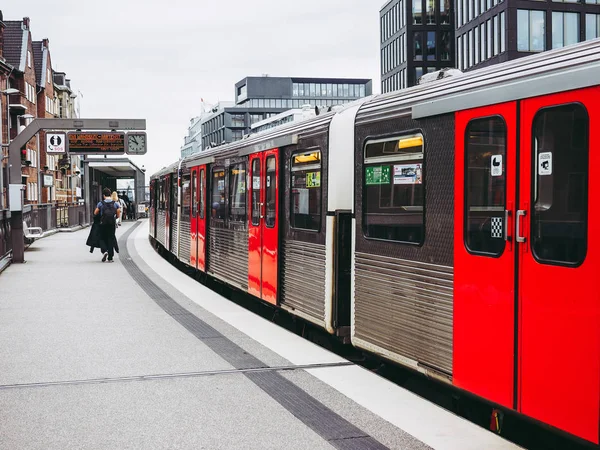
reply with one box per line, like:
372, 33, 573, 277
0, 221, 521, 450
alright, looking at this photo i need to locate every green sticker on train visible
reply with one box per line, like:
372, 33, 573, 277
306, 172, 320, 188
366, 166, 390, 185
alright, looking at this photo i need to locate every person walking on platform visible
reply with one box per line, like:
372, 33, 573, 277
93, 187, 121, 263
112, 191, 123, 227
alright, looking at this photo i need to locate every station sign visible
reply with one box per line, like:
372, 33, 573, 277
46, 133, 66, 154
66, 131, 126, 155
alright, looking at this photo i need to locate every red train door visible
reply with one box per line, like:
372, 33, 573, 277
248, 149, 279, 305
190, 168, 198, 268
454, 102, 518, 409
518, 88, 599, 444
197, 166, 207, 272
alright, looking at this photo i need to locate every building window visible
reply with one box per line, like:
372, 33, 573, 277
427, 0, 435, 24
441, 31, 451, 61
518, 10, 546, 52
586, 14, 600, 39
237, 84, 247, 98
427, 31, 436, 60
469, 29, 474, 67
363, 134, 424, 244
293, 83, 298, 97
27, 51, 32, 68
457, 0, 462, 27
291, 150, 322, 231
458, 35, 463, 70
494, 15, 499, 55
414, 31, 423, 60
500, 12, 506, 52
481, 25, 486, 60
463, 33, 468, 67
416, 66, 424, 81
552, 12, 579, 48
229, 163, 246, 223
414, 0, 423, 24
475, 26, 480, 64
487, 20, 492, 57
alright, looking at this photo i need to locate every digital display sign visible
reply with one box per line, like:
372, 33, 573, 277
66, 132, 126, 154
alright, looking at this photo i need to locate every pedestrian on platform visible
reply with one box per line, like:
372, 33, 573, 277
112, 191, 122, 227
93, 187, 121, 263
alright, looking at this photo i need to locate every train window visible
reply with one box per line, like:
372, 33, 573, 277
199, 169, 205, 220
464, 117, 506, 256
251, 158, 261, 226
265, 156, 276, 228
229, 163, 247, 223
211, 168, 226, 220
181, 174, 191, 218
191, 171, 197, 217
363, 134, 424, 244
291, 150, 322, 231
531, 103, 588, 266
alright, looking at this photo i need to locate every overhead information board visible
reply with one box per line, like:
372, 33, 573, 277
66, 132, 126, 155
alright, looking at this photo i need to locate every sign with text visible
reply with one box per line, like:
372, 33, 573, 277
46, 133, 66, 153
43, 174, 54, 187
66, 132, 125, 155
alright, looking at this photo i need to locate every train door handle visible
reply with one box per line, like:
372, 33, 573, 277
260, 202, 264, 219
503, 209, 511, 242
516, 210, 527, 243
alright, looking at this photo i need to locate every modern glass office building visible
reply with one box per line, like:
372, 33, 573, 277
380, 0, 455, 92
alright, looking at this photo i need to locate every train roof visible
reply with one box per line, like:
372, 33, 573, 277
357, 37, 600, 125
151, 38, 600, 180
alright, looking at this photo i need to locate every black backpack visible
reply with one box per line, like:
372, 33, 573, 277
101, 200, 117, 225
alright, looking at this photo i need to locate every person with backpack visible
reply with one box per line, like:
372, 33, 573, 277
93, 187, 121, 262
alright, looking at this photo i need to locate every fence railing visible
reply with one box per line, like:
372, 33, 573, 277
23, 202, 88, 232
0, 209, 11, 262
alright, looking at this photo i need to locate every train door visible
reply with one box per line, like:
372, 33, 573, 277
190, 168, 198, 267
454, 102, 518, 409
193, 165, 207, 271
518, 88, 599, 444
248, 149, 279, 305
149, 180, 156, 237
165, 174, 171, 250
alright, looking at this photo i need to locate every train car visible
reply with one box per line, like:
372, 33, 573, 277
351, 40, 600, 445
151, 40, 600, 445
151, 99, 368, 336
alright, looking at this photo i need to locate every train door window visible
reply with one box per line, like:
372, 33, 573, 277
191, 171, 197, 217
363, 134, 424, 244
531, 103, 588, 266
229, 163, 246, 223
464, 117, 507, 256
199, 169, 205, 219
265, 156, 276, 228
291, 150, 322, 231
181, 174, 191, 218
251, 158, 261, 226
211, 168, 226, 220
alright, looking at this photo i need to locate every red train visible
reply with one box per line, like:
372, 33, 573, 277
150, 39, 600, 445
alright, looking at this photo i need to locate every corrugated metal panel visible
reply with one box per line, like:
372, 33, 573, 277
171, 216, 178, 254
354, 251, 453, 375
156, 211, 166, 247
357, 38, 600, 125
208, 227, 248, 290
281, 240, 326, 323
179, 219, 191, 264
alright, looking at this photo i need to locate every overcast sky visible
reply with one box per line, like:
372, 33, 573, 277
3, 1, 381, 179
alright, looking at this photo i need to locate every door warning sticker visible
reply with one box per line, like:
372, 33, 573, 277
491, 217, 503, 239
491, 155, 503, 177
539, 152, 552, 176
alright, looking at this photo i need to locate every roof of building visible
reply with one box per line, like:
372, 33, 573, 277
32, 41, 45, 86
3, 21, 27, 71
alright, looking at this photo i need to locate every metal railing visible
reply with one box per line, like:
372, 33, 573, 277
0, 209, 12, 262
22, 202, 88, 233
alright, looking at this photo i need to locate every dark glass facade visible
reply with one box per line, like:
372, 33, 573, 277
456, 0, 600, 72
380, 0, 455, 92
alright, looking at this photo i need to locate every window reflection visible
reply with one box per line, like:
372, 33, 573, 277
552, 12, 579, 48
414, 31, 423, 60
518, 9, 546, 52
586, 14, 600, 39
427, 31, 436, 60
413, 0, 422, 24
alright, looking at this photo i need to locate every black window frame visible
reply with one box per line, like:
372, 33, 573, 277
191, 170, 197, 218
181, 173, 192, 219
265, 155, 277, 229
290, 148, 323, 233
251, 157, 261, 227
199, 168, 205, 220
211, 166, 226, 221
228, 162, 247, 223
362, 131, 426, 246
530, 102, 589, 268
463, 115, 508, 258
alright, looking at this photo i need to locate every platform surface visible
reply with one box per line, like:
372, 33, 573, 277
0, 221, 521, 450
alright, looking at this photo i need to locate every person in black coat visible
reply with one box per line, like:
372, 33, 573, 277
86, 214, 102, 253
